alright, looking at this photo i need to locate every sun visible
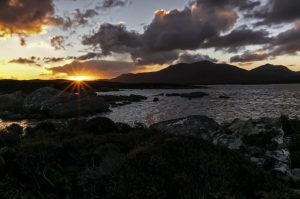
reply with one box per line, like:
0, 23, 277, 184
69, 76, 91, 82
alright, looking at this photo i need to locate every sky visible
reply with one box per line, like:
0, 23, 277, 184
0, 0, 300, 80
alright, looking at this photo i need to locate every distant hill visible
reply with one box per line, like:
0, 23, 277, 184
250, 64, 295, 76
112, 61, 300, 84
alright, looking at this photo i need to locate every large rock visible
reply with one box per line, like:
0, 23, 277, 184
221, 118, 290, 175
151, 116, 293, 178
150, 115, 221, 140
24, 87, 109, 118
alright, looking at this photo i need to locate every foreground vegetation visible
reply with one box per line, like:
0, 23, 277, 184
0, 117, 298, 199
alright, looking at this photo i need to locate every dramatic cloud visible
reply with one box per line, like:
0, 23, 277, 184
254, 0, 300, 25
203, 27, 271, 52
0, 0, 61, 37
142, 9, 218, 52
82, 0, 245, 65
270, 25, 300, 56
82, 23, 141, 55
231, 24, 300, 63
50, 60, 138, 79
173, 52, 218, 64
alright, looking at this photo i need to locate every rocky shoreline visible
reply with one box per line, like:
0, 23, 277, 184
151, 115, 300, 182
0, 115, 299, 198
0, 87, 148, 120
1, 87, 300, 198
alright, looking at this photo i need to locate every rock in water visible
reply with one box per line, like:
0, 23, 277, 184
166, 92, 208, 99
153, 97, 159, 102
219, 95, 230, 99
24, 87, 109, 117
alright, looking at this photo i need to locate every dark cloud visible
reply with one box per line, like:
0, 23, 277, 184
0, 0, 62, 37
78, 0, 299, 66
269, 25, 300, 56
82, 0, 243, 65
132, 50, 179, 66
202, 26, 271, 52
141, 9, 219, 52
51, 35, 65, 50
50, 60, 138, 78
194, 0, 260, 11
20, 37, 26, 46
8, 56, 76, 66
96, 0, 130, 9
230, 51, 268, 63
253, 0, 300, 25
43, 57, 74, 63
77, 52, 101, 60
62, 9, 98, 29
9, 57, 41, 66
74, 9, 98, 24
82, 23, 142, 55
231, 24, 300, 63
173, 52, 218, 64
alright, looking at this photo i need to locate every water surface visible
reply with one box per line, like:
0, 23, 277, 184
99, 84, 300, 126
1, 84, 300, 129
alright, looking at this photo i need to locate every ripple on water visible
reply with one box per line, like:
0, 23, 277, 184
2, 84, 300, 127
99, 84, 300, 126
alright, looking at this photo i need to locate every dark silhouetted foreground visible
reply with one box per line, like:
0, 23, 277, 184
0, 116, 299, 198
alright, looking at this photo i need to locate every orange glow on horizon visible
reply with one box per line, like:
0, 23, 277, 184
68, 76, 92, 81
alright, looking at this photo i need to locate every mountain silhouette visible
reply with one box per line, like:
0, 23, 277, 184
250, 64, 295, 76
112, 61, 300, 84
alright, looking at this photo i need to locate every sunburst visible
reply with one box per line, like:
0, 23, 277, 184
69, 76, 91, 82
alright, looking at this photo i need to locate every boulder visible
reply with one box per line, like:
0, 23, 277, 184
151, 116, 292, 177
150, 115, 221, 140
24, 87, 109, 118
221, 118, 290, 175
24, 87, 73, 112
